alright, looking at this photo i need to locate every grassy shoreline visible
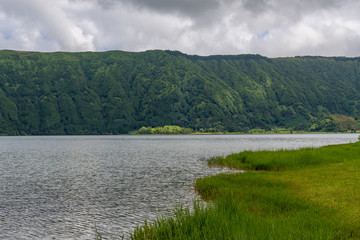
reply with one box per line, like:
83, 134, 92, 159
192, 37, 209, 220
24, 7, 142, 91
131, 141, 360, 239
132, 126, 360, 135
132, 130, 360, 135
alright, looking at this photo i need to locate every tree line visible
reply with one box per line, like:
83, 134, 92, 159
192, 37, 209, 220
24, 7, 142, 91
0, 50, 360, 135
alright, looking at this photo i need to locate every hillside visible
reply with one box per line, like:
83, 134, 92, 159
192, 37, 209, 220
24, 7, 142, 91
0, 50, 360, 135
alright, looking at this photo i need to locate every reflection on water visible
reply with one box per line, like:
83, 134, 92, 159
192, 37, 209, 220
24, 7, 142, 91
0, 134, 358, 239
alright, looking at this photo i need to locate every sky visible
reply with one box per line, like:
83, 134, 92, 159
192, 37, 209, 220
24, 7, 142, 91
1, 0, 360, 57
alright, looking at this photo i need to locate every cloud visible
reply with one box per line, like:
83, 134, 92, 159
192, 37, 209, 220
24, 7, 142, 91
98, 0, 219, 18
0, 0, 96, 51
1, 0, 360, 57
248, 1, 360, 57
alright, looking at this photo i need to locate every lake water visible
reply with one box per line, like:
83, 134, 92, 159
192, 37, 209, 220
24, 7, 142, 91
0, 134, 358, 239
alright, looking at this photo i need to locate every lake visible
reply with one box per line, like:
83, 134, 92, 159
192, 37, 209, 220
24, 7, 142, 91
0, 134, 358, 239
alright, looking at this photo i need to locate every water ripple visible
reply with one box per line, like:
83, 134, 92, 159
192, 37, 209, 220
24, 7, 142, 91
0, 134, 358, 239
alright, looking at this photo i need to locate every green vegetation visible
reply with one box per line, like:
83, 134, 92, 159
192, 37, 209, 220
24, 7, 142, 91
1, 50, 360, 135
310, 114, 360, 132
137, 125, 193, 134
131, 142, 360, 239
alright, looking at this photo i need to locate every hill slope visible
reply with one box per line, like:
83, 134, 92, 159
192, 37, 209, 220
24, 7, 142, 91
0, 50, 360, 135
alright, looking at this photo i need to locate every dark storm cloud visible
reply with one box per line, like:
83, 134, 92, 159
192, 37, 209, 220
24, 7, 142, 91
98, 0, 220, 16
96, 0, 223, 28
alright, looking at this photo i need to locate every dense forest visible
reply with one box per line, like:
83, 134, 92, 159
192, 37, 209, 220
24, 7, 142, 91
0, 49, 360, 135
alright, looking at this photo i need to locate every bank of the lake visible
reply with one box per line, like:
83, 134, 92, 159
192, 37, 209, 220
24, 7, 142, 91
1, 134, 358, 239
131, 141, 360, 239
133, 125, 360, 135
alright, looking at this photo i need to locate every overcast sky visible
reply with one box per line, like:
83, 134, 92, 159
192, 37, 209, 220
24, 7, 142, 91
1, 0, 360, 57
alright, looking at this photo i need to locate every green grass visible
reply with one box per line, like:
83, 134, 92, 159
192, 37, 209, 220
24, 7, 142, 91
131, 142, 360, 239
208, 143, 359, 171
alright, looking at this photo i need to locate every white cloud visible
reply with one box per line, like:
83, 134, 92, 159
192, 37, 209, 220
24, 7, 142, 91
0, 0, 95, 51
1, 0, 360, 57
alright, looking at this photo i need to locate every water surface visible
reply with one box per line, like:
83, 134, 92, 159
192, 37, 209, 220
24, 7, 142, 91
0, 134, 358, 239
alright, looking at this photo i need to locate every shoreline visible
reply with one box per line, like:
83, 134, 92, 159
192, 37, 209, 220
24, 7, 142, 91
0, 131, 359, 138
130, 141, 360, 239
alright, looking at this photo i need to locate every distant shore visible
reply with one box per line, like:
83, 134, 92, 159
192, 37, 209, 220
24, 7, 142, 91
132, 125, 359, 135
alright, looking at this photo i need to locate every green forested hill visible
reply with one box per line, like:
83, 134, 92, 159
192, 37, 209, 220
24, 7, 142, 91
0, 50, 360, 135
